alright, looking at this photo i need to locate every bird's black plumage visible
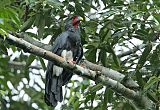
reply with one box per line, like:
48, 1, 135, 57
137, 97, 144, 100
45, 16, 83, 107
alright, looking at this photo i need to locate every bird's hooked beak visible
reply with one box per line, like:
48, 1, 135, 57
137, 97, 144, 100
78, 16, 84, 21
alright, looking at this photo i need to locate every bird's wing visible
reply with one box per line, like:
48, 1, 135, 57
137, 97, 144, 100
51, 32, 69, 55
45, 32, 70, 107
62, 41, 83, 86
75, 43, 83, 64
45, 31, 83, 107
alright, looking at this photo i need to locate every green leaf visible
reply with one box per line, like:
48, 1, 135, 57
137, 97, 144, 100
68, 96, 75, 106
82, 79, 90, 85
45, 0, 63, 9
135, 70, 144, 87
99, 28, 110, 42
0, 57, 10, 65
101, 0, 107, 7
85, 21, 97, 32
150, 44, 160, 66
102, 88, 108, 110
144, 76, 159, 91
7, 7, 21, 28
0, 43, 8, 55
91, 92, 96, 107
85, 48, 97, 63
73, 100, 79, 110
81, 28, 88, 44
126, 11, 142, 18
99, 49, 107, 66
0, 78, 9, 91
122, 102, 134, 110
153, 13, 160, 24
75, 2, 85, 18
34, 13, 41, 27
135, 43, 152, 87
106, 88, 113, 103
107, 43, 120, 68
0, 90, 5, 96
37, 17, 45, 38
136, 43, 152, 69
147, 92, 158, 103
68, 4, 75, 12
83, 2, 91, 12
134, 29, 148, 41
38, 57, 46, 70
20, 16, 35, 32
85, 94, 91, 104
0, 29, 7, 40
0, 0, 11, 8
25, 54, 36, 68
89, 83, 103, 93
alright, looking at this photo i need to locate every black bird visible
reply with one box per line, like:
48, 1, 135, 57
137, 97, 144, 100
45, 16, 83, 107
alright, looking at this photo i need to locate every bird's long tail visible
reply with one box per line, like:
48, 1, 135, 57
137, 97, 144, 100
44, 61, 63, 107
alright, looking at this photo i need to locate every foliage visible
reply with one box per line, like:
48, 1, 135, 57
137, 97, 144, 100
0, 0, 160, 109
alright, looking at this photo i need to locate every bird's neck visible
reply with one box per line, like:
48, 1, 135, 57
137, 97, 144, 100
68, 26, 80, 34
73, 21, 80, 28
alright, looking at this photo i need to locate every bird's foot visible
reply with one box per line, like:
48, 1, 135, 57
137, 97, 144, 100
79, 63, 85, 67
67, 60, 76, 65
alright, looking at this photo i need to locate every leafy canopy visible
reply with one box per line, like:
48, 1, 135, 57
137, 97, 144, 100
0, 0, 160, 110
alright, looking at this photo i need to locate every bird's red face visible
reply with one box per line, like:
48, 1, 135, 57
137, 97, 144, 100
72, 16, 83, 28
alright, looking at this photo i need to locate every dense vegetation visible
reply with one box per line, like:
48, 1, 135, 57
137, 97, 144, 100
0, 0, 160, 109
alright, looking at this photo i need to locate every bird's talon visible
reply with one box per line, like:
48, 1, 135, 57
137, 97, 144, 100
80, 63, 85, 67
67, 60, 76, 65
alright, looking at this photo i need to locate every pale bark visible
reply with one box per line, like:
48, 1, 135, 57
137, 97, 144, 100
8, 61, 42, 70
0, 33, 152, 109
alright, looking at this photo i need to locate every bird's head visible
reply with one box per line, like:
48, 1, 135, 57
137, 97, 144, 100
71, 16, 83, 28
65, 16, 83, 30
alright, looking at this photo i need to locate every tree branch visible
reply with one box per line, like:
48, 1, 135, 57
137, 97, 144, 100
8, 61, 42, 70
0, 33, 152, 109
12, 32, 146, 58
10, 32, 52, 50
117, 44, 146, 58
10, 32, 139, 88
83, 60, 139, 89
